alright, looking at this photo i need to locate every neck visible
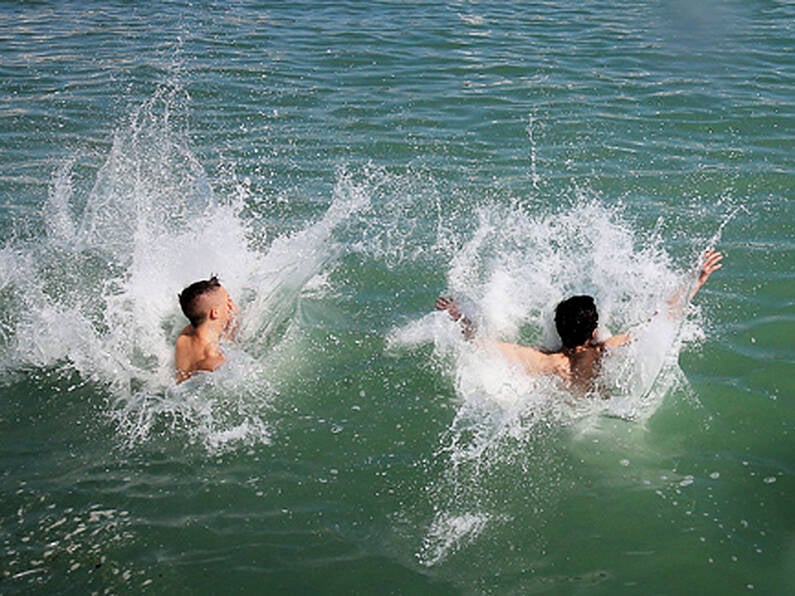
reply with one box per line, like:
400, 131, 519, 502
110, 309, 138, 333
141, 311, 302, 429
193, 321, 223, 344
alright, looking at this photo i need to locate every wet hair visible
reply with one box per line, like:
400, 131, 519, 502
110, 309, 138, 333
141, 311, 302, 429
554, 295, 598, 349
178, 276, 222, 327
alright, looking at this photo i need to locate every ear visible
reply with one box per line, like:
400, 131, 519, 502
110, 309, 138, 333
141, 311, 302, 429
208, 307, 220, 320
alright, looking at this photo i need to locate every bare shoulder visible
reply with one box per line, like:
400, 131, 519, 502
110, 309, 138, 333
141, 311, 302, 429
174, 329, 195, 357
493, 341, 565, 376
176, 324, 195, 340
174, 328, 226, 382
175, 331, 195, 368
196, 352, 227, 372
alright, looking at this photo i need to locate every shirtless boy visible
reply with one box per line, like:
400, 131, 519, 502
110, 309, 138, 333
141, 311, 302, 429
436, 249, 723, 393
175, 276, 238, 383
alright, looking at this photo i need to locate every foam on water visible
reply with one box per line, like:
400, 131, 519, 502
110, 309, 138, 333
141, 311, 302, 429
390, 197, 716, 565
0, 85, 365, 452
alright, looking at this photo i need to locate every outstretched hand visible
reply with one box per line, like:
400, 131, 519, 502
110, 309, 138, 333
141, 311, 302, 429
692, 248, 723, 297
664, 247, 724, 314
436, 296, 476, 339
436, 296, 463, 321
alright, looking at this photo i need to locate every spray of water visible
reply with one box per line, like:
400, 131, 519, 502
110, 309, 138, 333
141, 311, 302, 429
0, 85, 367, 452
390, 195, 727, 565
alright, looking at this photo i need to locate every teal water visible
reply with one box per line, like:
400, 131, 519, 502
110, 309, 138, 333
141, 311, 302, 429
1, 1, 793, 593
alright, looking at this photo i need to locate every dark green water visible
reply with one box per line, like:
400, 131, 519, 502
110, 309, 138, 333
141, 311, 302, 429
1, 1, 793, 593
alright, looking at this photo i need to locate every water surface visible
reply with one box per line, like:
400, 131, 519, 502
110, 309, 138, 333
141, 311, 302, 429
1, 1, 793, 593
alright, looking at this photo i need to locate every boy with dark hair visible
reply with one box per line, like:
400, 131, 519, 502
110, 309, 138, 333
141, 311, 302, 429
175, 276, 238, 383
437, 249, 723, 393
179, 276, 223, 327
554, 295, 599, 349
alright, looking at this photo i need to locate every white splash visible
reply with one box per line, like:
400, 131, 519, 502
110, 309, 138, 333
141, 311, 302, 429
392, 197, 711, 565
0, 85, 367, 452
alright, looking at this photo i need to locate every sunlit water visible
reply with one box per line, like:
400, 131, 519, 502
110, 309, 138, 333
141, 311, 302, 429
1, 1, 792, 593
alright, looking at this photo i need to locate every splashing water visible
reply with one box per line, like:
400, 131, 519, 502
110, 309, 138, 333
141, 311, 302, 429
391, 197, 720, 565
394, 198, 705, 422
0, 85, 366, 452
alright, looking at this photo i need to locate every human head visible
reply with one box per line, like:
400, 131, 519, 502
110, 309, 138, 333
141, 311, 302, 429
178, 276, 231, 328
554, 295, 598, 348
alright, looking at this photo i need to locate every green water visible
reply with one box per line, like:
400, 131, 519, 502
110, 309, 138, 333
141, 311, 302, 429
1, 1, 793, 593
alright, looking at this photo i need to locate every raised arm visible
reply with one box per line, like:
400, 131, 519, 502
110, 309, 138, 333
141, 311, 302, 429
667, 248, 723, 314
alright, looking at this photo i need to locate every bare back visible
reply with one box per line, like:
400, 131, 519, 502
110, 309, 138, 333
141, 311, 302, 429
563, 346, 605, 393
175, 325, 227, 383
493, 339, 625, 394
